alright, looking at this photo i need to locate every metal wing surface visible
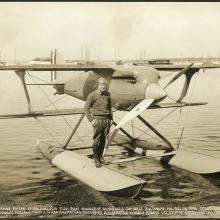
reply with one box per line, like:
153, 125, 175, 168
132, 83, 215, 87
150, 102, 208, 109
0, 64, 113, 72
150, 63, 220, 71
0, 108, 85, 119
0, 64, 138, 80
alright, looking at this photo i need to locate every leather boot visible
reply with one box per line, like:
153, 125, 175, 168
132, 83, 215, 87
95, 159, 102, 168
100, 157, 109, 165
93, 144, 102, 168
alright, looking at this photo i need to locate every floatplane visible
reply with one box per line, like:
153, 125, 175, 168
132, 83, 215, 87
0, 61, 220, 198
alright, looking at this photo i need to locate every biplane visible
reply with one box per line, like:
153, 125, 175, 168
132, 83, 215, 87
0, 61, 220, 198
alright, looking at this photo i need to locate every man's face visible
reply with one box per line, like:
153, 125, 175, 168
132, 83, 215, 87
98, 83, 107, 92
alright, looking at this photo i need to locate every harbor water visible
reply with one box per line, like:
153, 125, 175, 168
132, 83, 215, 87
0, 69, 220, 218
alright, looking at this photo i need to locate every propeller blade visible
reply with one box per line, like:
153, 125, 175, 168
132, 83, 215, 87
145, 83, 167, 100
104, 82, 168, 156
103, 128, 120, 156
115, 98, 154, 129
159, 63, 194, 89
103, 99, 154, 156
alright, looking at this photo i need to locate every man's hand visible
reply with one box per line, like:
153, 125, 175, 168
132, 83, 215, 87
91, 119, 96, 127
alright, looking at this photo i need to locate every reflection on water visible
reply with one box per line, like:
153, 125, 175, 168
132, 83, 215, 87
0, 70, 220, 218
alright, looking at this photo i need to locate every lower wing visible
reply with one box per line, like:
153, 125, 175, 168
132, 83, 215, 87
0, 108, 85, 119
151, 101, 207, 109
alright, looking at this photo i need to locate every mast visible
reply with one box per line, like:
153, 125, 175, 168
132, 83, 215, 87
14, 47, 17, 64
85, 41, 87, 65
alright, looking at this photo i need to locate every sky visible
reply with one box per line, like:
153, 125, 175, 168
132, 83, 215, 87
1, 2, 220, 62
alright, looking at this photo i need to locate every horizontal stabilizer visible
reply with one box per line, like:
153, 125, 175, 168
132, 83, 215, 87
0, 108, 85, 119
151, 102, 207, 109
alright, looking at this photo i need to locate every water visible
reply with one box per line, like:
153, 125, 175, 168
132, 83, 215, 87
0, 69, 220, 218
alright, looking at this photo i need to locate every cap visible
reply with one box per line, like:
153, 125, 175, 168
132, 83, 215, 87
97, 77, 107, 85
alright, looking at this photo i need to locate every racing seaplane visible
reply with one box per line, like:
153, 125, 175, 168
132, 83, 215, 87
0, 60, 220, 198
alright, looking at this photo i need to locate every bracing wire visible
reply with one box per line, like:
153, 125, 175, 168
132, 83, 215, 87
136, 70, 201, 147
26, 72, 84, 144
35, 117, 64, 148
43, 95, 69, 109
177, 127, 184, 149
175, 71, 200, 149
113, 107, 179, 144
159, 71, 174, 79
137, 107, 178, 139
27, 73, 72, 110
113, 114, 162, 144
27, 73, 79, 109
28, 73, 52, 84
27, 72, 74, 130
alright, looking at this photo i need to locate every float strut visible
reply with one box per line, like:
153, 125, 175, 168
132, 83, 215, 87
63, 114, 85, 149
15, 70, 33, 113
137, 115, 174, 150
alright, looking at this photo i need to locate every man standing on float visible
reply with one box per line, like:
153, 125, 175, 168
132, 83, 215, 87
84, 77, 113, 168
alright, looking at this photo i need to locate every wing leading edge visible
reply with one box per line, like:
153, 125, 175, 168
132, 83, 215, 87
0, 108, 85, 119
1, 63, 220, 72
150, 102, 207, 109
150, 63, 220, 71
0, 64, 113, 72
0, 102, 206, 119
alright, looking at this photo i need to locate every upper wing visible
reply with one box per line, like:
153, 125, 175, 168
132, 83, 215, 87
1, 63, 220, 71
149, 63, 220, 71
0, 64, 136, 79
3, 63, 203, 84
0, 64, 113, 72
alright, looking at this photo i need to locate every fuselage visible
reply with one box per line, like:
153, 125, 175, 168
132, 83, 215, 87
54, 65, 160, 110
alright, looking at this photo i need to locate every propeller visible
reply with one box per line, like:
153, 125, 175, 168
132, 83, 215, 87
103, 82, 167, 156
104, 63, 196, 155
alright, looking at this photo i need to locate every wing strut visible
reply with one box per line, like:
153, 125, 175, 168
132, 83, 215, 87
137, 115, 174, 150
15, 70, 33, 113
63, 113, 85, 149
